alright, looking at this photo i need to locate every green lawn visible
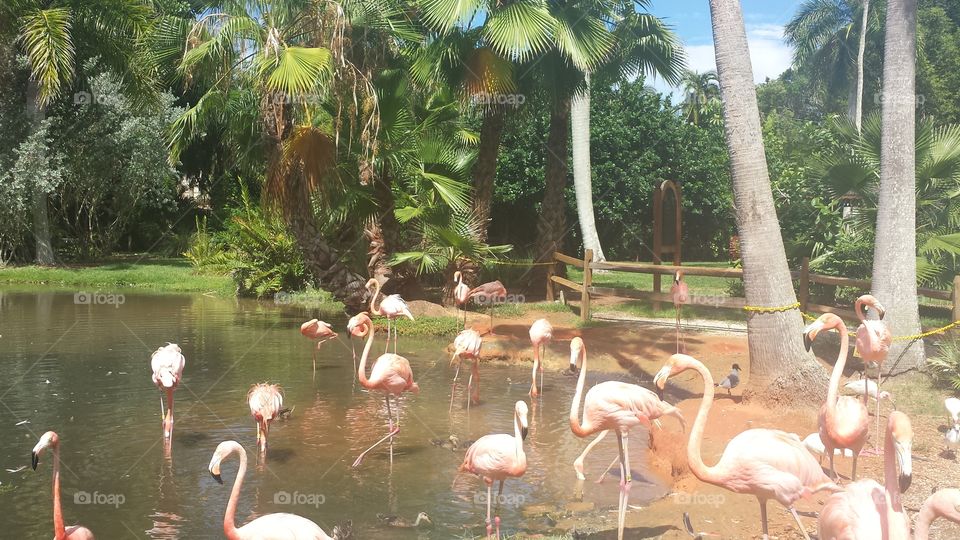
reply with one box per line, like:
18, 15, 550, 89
568, 261, 735, 297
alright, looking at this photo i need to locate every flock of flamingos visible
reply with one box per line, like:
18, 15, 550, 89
27, 273, 960, 539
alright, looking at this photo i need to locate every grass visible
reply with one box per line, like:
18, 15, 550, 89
568, 261, 734, 297
381, 316, 462, 336
0, 258, 234, 295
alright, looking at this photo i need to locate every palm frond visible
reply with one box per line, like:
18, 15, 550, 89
17, 7, 75, 106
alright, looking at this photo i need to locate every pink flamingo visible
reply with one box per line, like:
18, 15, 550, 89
347, 311, 371, 369
366, 278, 414, 354
247, 383, 283, 453
528, 319, 553, 397
654, 354, 839, 540
817, 411, 913, 540
855, 294, 892, 452
453, 271, 471, 328
468, 280, 507, 334
569, 337, 684, 540
352, 312, 419, 467
671, 271, 689, 353
208, 440, 335, 539
915, 488, 960, 538
804, 313, 869, 481
151, 343, 185, 439
458, 400, 529, 539
31, 432, 95, 540
300, 319, 337, 373
450, 329, 483, 409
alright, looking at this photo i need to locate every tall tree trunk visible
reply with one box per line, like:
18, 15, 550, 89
571, 73, 605, 262
472, 107, 506, 243
709, 0, 826, 403
531, 97, 570, 294
25, 79, 55, 265
854, 0, 870, 132
873, 0, 923, 371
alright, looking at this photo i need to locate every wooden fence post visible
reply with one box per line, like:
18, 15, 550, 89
582, 249, 593, 321
799, 257, 810, 312
546, 256, 556, 302
953, 275, 960, 322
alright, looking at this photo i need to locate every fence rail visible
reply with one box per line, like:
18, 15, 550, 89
547, 252, 960, 324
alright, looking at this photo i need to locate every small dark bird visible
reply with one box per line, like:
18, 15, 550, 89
716, 364, 741, 395
377, 512, 432, 528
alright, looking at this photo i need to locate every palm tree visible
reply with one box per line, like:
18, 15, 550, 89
1, 0, 155, 264
784, 0, 879, 131
873, 0, 923, 370
680, 69, 720, 126
709, 0, 827, 400
571, 72, 605, 262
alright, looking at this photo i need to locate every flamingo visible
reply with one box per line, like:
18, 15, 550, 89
299, 319, 337, 373
804, 313, 870, 481
347, 311, 370, 369
945, 397, 960, 425
528, 319, 552, 397
151, 343, 185, 439
817, 411, 913, 540
842, 378, 894, 406
569, 337, 684, 540
855, 294, 891, 451
654, 354, 839, 540
468, 280, 507, 334
801, 432, 854, 465
366, 278, 414, 354
450, 329, 483, 409
247, 383, 283, 453
351, 312, 419, 467
208, 440, 335, 539
453, 271, 471, 329
31, 432, 95, 540
570, 337, 686, 483
915, 488, 960, 538
458, 400, 529, 539
671, 271, 689, 353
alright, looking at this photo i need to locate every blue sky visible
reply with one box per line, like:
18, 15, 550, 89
648, 0, 801, 91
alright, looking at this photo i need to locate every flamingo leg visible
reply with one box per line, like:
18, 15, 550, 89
675, 305, 681, 354
384, 319, 391, 354
495, 479, 504, 539
485, 482, 493, 539
386, 394, 395, 464
470, 360, 480, 405
759, 499, 769, 540
789, 506, 812, 540
351, 425, 401, 468
163, 388, 174, 438
851, 451, 858, 481
539, 344, 545, 396
466, 371, 473, 413
449, 360, 462, 412
875, 375, 881, 453
574, 430, 608, 480
615, 431, 631, 540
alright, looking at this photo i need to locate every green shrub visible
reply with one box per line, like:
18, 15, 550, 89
927, 337, 960, 390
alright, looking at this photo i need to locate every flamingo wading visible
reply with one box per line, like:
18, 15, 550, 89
299, 319, 337, 373
247, 383, 283, 453
528, 319, 553, 397
366, 278, 414, 354
671, 271, 689, 353
453, 271, 471, 329
32, 432, 95, 540
151, 343, 185, 439
450, 329, 483, 409
654, 354, 839, 540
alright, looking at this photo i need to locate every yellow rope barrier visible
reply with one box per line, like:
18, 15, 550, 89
800, 311, 960, 341
742, 301, 801, 314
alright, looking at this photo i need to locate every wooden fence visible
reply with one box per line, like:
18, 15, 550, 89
547, 251, 960, 324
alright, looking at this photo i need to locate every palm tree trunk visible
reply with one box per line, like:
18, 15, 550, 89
531, 97, 570, 294
709, 0, 827, 403
25, 79, 55, 265
873, 0, 923, 371
854, 0, 870, 132
571, 73, 605, 263
472, 107, 506, 243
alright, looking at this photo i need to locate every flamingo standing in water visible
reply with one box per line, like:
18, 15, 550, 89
468, 280, 507, 334
654, 354, 839, 540
351, 312, 419, 467
151, 343, 185, 439
915, 488, 960, 538
817, 411, 913, 540
528, 319, 552, 397
804, 313, 869, 481
569, 338, 684, 540
366, 278, 414, 354
458, 400, 529, 539
247, 383, 283, 453
300, 319, 337, 373
31, 432, 95, 540
855, 294, 891, 451
671, 271, 689, 353
453, 271, 471, 329
208, 440, 336, 539
450, 329, 483, 408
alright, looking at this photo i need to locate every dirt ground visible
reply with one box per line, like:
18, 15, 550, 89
456, 306, 960, 539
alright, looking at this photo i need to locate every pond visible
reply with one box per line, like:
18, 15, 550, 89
0, 287, 666, 538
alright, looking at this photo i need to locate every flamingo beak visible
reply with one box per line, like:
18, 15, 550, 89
802, 322, 821, 352
895, 440, 912, 493
210, 471, 223, 485
521, 426, 529, 440
654, 365, 671, 391
877, 306, 886, 320
31, 451, 39, 470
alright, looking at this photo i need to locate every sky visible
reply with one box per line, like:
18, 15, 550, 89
647, 0, 801, 94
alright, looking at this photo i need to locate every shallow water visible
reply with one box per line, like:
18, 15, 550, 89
0, 287, 666, 538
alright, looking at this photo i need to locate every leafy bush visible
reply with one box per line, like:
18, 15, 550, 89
927, 337, 960, 390
183, 217, 231, 273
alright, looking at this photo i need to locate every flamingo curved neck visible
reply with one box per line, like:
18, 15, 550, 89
569, 347, 590, 437
357, 326, 377, 390
855, 298, 866, 322
224, 444, 246, 540
52, 445, 65, 539
369, 281, 383, 316
686, 359, 723, 485
914, 502, 936, 539
514, 411, 524, 462
883, 422, 902, 512
826, 320, 851, 411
